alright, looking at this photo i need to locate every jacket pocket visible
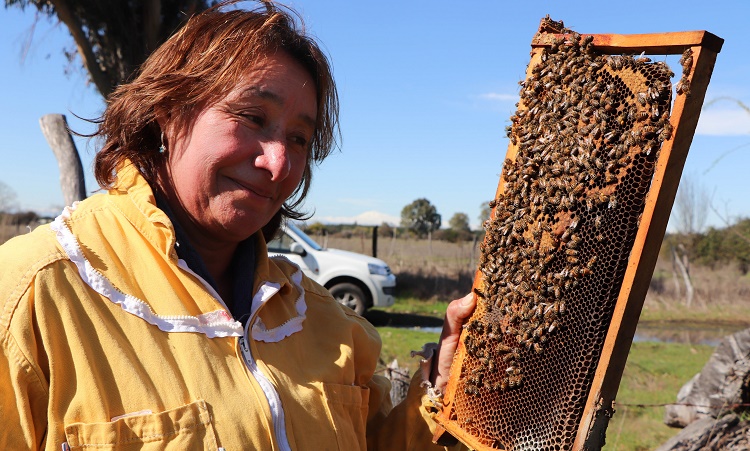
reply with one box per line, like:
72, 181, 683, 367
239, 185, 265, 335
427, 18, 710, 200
64, 399, 218, 450
323, 383, 369, 451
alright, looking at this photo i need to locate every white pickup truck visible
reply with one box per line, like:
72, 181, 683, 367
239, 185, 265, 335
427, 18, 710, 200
267, 223, 396, 314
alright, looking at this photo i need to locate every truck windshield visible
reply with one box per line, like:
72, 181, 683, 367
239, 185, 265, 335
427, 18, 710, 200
288, 224, 323, 251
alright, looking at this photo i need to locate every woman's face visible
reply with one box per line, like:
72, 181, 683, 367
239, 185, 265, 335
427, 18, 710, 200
160, 51, 317, 245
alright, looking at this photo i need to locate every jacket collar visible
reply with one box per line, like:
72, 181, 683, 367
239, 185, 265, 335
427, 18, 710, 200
109, 161, 176, 258
51, 160, 306, 340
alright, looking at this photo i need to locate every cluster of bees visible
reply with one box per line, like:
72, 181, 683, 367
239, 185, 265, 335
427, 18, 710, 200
460, 21, 677, 397
676, 48, 693, 96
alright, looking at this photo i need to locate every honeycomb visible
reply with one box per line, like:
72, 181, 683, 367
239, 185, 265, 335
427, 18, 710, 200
435, 18, 689, 451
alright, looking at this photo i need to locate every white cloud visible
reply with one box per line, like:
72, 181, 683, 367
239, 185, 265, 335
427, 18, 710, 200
310, 210, 400, 226
334, 198, 382, 208
695, 109, 750, 136
479, 92, 518, 102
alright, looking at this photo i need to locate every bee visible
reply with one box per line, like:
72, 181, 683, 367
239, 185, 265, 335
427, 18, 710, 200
464, 417, 474, 425
651, 104, 662, 121
682, 57, 693, 75
676, 78, 691, 96
641, 125, 657, 138
608, 195, 618, 209
679, 49, 694, 73
464, 385, 480, 396
533, 325, 544, 339
636, 92, 648, 106
587, 256, 598, 269
659, 125, 673, 142
508, 373, 523, 387
635, 54, 651, 64
502, 352, 516, 363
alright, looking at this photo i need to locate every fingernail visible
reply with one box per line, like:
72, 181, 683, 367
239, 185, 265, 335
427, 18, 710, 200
461, 295, 473, 306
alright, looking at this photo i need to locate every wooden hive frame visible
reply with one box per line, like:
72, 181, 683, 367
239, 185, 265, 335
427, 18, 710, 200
433, 21, 723, 451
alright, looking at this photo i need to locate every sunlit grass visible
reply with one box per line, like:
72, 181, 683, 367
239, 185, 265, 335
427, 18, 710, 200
373, 296, 449, 318
376, 326, 440, 375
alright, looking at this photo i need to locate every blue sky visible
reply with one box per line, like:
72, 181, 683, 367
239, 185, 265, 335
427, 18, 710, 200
1, 0, 749, 230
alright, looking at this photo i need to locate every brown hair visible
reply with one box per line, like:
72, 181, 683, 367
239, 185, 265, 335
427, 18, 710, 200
94, 1, 338, 238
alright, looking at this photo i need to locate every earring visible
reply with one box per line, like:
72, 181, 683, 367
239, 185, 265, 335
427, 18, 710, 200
159, 132, 167, 155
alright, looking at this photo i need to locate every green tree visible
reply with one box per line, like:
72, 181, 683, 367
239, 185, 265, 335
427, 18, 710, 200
400, 198, 441, 238
377, 222, 394, 238
304, 221, 328, 236
695, 218, 750, 274
6, 0, 213, 98
449, 212, 471, 233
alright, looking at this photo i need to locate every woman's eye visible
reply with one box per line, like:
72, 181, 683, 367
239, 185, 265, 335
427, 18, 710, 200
289, 135, 309, 149
241, 112, 264, 126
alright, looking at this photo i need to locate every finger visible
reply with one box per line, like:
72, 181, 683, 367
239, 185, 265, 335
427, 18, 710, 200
440, 293, 476, 342
433, 293, 476, 389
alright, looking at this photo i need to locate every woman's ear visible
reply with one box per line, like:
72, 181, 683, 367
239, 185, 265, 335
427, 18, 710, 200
154, 107, 170, 132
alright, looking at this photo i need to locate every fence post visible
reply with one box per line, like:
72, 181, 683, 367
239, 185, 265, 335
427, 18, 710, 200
39, 114, 87, 206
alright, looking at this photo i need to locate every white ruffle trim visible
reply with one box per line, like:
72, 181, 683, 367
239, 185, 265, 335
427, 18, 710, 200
251, 257, 307, 343
51, 206, 243, 338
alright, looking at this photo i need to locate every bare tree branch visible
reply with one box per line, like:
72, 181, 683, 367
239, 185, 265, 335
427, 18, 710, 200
708, 202, 750, 246
48, 0, 113, 97
673, 173, 710, 235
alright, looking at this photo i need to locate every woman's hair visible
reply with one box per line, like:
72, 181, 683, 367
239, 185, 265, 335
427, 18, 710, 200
94, 1, 338, 240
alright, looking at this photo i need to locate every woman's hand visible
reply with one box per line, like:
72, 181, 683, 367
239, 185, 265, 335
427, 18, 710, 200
431, 293, 477, 392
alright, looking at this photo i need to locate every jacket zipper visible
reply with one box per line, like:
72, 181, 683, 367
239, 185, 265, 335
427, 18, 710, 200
239, 334, 292, 451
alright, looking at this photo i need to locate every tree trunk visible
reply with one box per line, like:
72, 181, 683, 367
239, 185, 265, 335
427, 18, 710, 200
671, 248, 682, 299
47, 0, 113, 97
39, 114, 87, 207
672, 244, 695, 308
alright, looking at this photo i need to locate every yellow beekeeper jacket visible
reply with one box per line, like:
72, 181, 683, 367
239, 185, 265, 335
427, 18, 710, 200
0, 163, 447, 450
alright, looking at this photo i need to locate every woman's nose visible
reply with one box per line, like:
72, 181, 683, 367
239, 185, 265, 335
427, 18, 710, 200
257, 139, 291, 181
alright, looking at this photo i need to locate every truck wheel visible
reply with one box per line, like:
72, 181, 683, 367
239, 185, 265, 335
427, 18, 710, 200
329, 283, 367, 315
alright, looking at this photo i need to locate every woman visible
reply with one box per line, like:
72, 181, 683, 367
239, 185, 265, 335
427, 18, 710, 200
0, 3, 475, 450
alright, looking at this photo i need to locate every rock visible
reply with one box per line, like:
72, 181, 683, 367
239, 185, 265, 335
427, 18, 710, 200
384, 359, 411, 406
656, 414, 750, 451
664, 328, 750, 428
664, 373, 702, 428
